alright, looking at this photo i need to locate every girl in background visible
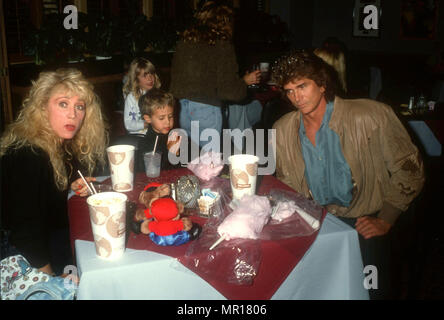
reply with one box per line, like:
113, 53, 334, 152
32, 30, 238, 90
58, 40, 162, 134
123, 57, 161, 135
314, 39, 348, 95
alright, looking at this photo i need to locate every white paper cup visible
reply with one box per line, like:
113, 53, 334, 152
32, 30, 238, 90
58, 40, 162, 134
87, 192, 128, 260
144, 152, 161, 178
228, 154, 259, 200
107, 145, 135, 192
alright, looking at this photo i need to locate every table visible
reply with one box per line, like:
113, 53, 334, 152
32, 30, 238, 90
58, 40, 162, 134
74, 213, 368, 300
69, 169, 369, 300
396, 106, 444, 157
407, 120, 442, 156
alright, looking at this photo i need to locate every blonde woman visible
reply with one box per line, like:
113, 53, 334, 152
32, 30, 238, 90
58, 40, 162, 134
122, 57, 161, 135
314, 45, 347, 94
1, 68, 108, 276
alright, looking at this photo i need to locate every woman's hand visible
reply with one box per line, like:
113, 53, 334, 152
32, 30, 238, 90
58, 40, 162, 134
243, 70, 261, 86
71, 177, 96, 197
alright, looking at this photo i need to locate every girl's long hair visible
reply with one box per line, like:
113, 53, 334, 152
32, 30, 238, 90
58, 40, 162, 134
122, 58, 161, 101
0, 68, 109, 190
314, 47, 347, 93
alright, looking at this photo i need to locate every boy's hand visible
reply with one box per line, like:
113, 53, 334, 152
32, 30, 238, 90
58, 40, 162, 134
167, 132, 182, 156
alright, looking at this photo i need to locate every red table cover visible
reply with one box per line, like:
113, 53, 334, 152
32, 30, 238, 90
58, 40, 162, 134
68, 169, 326, 300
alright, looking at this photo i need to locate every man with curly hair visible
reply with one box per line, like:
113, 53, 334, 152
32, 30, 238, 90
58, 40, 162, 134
271, 50, 424, 299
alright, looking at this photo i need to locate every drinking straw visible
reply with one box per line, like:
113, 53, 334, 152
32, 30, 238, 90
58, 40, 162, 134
152, 135, 159, 155
209, 234, 226, 251
90, 182, 98, 195
77, 170, 95, 195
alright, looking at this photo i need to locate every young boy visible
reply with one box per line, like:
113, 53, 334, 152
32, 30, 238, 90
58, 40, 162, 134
138, 89, 182, 172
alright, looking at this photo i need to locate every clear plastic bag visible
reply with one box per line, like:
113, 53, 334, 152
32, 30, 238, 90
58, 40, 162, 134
193, 177, 231, 221
178, 177, 261, 285
260, 188, 324, 240
187, 152, 224, 181
180, 225, 261, 285
178, 186, 324, 285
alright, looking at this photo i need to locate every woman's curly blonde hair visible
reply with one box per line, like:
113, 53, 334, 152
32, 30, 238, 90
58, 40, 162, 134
181, 1, 234, 45
0, 68, 109, 190
123, 57, 161, 101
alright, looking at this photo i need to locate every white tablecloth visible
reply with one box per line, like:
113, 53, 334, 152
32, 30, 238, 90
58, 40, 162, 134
75, 213, 369, 300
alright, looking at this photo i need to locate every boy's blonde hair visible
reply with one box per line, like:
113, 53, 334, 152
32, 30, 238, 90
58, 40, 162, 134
123, 57, 161, 100
0, 68, 109, 190
139, 89, 175, 117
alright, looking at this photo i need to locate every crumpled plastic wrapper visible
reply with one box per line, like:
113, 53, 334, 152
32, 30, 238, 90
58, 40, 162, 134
187, 152, 224, 181
260, 189, 323, 240
177, 186, 324, 285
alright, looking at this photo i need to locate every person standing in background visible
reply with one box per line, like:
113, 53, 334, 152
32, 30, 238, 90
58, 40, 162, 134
169, 1, 260, 149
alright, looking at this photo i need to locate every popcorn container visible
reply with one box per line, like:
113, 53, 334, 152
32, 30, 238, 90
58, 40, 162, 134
87, 192, 127, 260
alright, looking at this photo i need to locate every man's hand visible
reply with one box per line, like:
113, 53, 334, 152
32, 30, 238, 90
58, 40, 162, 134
355, 216, 391, 239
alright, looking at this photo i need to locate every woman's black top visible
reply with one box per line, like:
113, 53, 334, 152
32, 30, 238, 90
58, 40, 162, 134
1, 145, 72, 270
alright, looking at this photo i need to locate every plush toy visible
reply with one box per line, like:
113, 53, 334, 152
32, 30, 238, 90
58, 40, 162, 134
131, 182, 201, 246
134, 182, 172, 221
